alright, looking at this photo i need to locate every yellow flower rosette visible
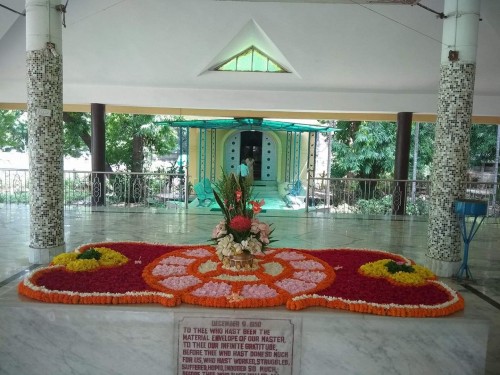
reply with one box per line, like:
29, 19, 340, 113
359, 259, 436, 286
52, 247, 128, 272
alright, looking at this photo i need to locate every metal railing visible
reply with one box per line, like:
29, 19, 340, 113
0, 169, 30, 205
68, 170, 191, 210
304, 176, 431, 215
1, 169, 190, 210
1, 167, 498, 217
306, 175, 499, 217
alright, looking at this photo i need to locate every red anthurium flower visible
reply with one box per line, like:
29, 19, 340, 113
249, 199, 265, 214
229, 215, 252, 232
235, 190, 242, 202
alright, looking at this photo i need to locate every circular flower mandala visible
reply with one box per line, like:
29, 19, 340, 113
143, 247, 335, 308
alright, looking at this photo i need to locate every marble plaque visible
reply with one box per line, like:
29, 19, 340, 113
177, 316, 298, 375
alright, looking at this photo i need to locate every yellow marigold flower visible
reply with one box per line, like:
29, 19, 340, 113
412, 264, 435, 279
359, 260, 391, 278
359, 259, 435, 286
51, 247, 128, 272
390, 271, 425, 286
66, 258, 100, 272
94, 247, 128, 267
52, 252, 78, 266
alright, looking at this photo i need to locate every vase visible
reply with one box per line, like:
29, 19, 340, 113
229, 252, 254, 269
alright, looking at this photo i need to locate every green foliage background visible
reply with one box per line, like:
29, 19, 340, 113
61, 112, 178, 171
0, 110, 28, 152
328, 121, 497, 180
330, 121, 396, 179
1, 110, 499, 177
469, 124, 499, 166
105, 113, 177, 171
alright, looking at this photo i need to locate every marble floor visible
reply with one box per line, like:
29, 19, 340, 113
1, 205, 499, 374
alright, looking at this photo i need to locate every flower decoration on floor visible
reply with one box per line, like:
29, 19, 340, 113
211, 171, 275, 267
18, 242, 464, 317
226, 292, 245, 303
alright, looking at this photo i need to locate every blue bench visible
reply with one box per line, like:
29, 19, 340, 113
194, 178, 214, 207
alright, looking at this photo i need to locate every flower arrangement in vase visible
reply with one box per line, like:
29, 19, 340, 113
211, 171, 274, 269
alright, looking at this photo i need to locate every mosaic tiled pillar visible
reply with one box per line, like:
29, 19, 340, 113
426, 0, 480, 277
26, 0, 65, 262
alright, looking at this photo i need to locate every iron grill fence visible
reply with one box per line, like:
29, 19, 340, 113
0, 169, 189, 211
306, 175, 499, 217
1, 168, 498, 217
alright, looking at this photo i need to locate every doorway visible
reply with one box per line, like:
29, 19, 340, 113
223, 131, 277, 181
240, 131, 262, 181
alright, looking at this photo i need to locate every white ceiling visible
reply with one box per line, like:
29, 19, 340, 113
0, 0, 499, 117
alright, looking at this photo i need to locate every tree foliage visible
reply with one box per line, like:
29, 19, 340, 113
105, 113, 177, 172
469, 124, 499, 167
62, 112, 178, 171
330, 121, 499, 180
63, 112, 91, 157
330, 121, 396, 179
61, 112, 178, 202
0, 110, 27, 152
408, 122, 435, 179
2, 110, 498, 177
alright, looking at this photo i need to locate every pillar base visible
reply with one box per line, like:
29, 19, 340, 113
29, 243, 66, 264
425, 256, 461, 278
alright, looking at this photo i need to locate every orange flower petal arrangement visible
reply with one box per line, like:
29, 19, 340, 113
17, 173, 464, 318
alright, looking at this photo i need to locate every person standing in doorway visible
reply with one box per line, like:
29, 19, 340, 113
239, 159, 249, 180
245, 155, 254, 185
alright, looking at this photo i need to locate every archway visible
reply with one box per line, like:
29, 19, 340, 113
224, 131, 277, 181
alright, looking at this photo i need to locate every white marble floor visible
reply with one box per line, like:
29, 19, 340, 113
1, 205, 499, 374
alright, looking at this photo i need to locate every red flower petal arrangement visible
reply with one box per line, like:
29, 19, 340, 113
18, 242, 464, 318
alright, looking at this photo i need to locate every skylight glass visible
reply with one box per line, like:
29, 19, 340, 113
214, 46, 289, 73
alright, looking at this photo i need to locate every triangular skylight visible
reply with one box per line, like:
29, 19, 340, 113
214, 46, 289, 73
201, 19, 298, 77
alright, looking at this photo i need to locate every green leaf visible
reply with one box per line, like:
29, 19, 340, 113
385, 260, 414, 274
76, 248, 102, 260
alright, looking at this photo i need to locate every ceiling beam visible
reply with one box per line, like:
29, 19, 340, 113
1, 102, 499, 124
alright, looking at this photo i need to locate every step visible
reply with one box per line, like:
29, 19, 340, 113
252, 180, 277, 187
251, 181, 278, 193
252, 191, 281, 199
